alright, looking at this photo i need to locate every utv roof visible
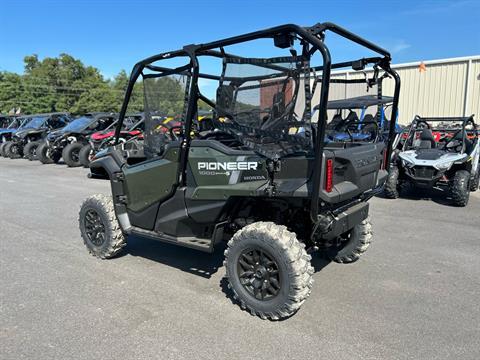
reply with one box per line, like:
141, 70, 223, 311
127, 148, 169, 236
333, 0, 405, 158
82, 112, 117, 117
21, 112, 70, 118
322, 95, 394, 110
413, 115, 475, 122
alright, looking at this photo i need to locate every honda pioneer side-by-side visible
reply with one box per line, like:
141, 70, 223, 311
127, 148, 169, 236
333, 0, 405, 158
78, 113, 145, 167
37, 113, 117, 166
4, 113, 71, 160
78, 22, 400, 320
385, 115, 479, 206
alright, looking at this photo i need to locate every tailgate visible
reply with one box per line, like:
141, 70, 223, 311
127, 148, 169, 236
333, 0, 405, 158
319, 143, 386, 203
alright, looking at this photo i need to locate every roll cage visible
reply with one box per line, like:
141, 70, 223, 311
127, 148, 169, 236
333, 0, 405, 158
402, 115, 478, 154
114, 22, 401, 223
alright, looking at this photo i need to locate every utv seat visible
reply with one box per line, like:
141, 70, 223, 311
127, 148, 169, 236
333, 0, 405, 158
327, 114, 343, 130
452, 131, 474, 154
418, 128, 436, 149
361, 114, 377, 140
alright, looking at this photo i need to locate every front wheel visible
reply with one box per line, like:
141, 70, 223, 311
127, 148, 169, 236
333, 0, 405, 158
470, 168, 479, 192
79, 144, 92, 168
224, 222, 314, 320
326, 217, 373, 263
37, 142, 56, 164
384, 167, 400, 199
0, 142, 9, 157
7, 142, 22, 159
450, 170, 470, 207
79, 194, 126, 259
62, 142, 84, 167
23, 141, 41, 161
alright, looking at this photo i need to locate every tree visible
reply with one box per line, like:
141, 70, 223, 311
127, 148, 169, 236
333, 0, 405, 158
0, 72, 23, 114
0, 53, 210, 116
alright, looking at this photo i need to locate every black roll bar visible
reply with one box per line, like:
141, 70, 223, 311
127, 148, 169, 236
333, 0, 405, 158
114, 22, 400, 225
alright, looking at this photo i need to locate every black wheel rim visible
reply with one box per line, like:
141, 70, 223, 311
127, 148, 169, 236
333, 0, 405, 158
84, 209, 106, 246
72, 149, 80, 162
236, 248, 281, 301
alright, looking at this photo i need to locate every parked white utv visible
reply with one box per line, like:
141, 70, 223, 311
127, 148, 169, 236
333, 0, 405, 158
385, 115, 479, 206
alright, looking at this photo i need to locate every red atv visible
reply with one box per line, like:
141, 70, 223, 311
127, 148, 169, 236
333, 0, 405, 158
79, 114, 145, 167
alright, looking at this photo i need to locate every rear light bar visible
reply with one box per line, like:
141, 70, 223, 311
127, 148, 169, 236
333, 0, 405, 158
325, 158, 334, 192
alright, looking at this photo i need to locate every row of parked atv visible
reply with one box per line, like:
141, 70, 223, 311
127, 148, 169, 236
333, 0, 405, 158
0, 112, 145, 167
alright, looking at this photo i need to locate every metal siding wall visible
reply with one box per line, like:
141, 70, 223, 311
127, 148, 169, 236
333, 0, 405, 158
310, 56, 479, 125
389, 61, 468, 124
467, 59, 480, 116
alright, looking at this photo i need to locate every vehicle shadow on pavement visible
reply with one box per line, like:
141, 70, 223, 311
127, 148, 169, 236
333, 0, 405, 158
123, 234, 226, 279
377, 187, 457, 207
310, 253, 332, 272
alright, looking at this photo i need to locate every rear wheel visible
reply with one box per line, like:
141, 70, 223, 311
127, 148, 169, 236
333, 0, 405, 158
224, 222, 313, 320
79, 144, 92, 167
450, 170, 470, 207
23, 141, 41, 161
384, 167, 400, 199
79, 194, 126, 259
326, 217, 373, 264
62, 142, 84, 167
7, 142, 22, 159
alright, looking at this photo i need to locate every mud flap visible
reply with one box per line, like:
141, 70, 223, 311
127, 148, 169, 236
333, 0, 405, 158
318, 202, 369, 240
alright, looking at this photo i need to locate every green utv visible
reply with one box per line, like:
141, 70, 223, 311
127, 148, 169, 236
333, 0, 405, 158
79, 22, 400, 320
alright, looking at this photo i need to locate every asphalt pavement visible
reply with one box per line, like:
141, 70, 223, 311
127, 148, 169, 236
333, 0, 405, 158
1, 157, 479, 360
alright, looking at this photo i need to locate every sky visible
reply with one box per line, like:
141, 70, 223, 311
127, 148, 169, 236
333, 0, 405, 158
1, 0, 479, 79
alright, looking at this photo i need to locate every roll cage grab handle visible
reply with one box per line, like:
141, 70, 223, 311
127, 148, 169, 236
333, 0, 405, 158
114, 22, 401, 224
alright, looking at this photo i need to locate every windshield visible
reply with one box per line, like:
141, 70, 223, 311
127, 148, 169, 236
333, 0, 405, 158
17, 119, 29, 129
24, 116, 48, 129
61, 116, 94, 132
7, 119, 20, 129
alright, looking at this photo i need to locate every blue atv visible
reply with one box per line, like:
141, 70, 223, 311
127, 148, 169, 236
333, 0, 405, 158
317, 95, 401, 143
0, 116, 28, 157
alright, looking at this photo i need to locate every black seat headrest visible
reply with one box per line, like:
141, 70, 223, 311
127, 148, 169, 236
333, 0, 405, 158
420, 128, 434, 141
345, 111, 359, 124
327, 113, 343, 130
418, 128, 436, 149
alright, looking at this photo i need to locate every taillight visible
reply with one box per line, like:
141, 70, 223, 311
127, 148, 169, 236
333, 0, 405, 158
382, 150, 388, 170
325, 158, 334, 192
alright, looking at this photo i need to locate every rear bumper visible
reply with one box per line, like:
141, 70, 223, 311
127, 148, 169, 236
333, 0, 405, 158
316, 201, 369, 240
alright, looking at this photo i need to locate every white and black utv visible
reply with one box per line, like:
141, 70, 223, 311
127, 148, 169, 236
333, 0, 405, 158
385, 115, 479, 206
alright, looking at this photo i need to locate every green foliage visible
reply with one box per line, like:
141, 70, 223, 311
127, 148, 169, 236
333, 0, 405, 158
0, 53, 183, 115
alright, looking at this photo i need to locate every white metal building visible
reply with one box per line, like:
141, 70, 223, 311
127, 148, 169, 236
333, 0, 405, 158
326, 55, 480, 125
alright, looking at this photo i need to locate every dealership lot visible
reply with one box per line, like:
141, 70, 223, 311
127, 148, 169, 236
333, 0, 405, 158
0, 157, 479, 360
